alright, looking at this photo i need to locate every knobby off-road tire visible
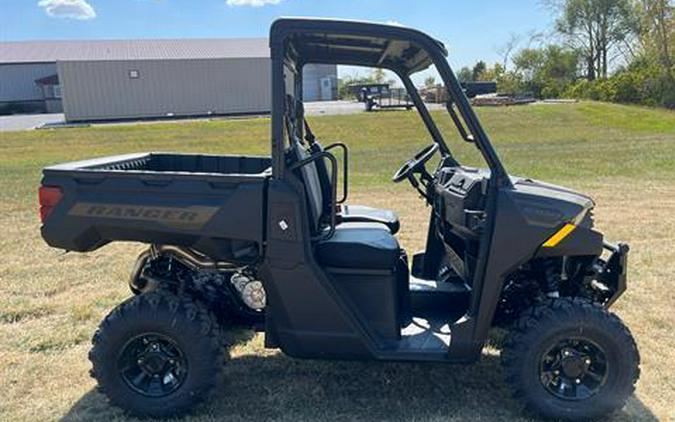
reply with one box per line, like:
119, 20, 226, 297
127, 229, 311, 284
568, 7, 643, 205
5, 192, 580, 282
89, 291, 227, 418
502, 298, 639, 420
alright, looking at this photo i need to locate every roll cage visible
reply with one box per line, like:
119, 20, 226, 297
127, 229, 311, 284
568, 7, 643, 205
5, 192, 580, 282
269, 17, 511, 187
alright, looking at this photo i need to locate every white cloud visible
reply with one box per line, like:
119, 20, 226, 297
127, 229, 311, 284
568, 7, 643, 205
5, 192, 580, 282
38, 0, 96, 20
226, 0, 282, 7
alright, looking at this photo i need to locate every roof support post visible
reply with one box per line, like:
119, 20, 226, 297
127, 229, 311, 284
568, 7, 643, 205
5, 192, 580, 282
398, 72, 453, 159
270, 40, 286, 178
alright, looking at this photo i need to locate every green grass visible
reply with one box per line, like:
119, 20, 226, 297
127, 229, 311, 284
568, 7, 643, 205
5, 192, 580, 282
0, 101, 674, 421
2, 101, 673, 206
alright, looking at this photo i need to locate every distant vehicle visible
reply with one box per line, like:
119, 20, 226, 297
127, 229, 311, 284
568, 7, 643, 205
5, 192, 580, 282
461, 81, 497, 98
348, 83, 390, 102
39, 18, 639, 420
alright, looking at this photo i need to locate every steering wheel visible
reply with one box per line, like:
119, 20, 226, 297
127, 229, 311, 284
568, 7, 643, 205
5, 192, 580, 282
392, 143, 439, 184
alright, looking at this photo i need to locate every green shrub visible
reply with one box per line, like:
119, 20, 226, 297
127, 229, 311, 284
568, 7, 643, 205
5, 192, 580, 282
610, 72, 642, 103
541, 81, 562, 99
559, 64, 674, 109
563, 79, 588, 99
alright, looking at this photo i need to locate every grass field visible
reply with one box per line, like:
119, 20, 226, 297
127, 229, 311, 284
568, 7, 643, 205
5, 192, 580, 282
1, 101, 674, 421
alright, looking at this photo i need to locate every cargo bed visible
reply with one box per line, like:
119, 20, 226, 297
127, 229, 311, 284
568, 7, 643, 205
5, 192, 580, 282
40, 152, 271, 264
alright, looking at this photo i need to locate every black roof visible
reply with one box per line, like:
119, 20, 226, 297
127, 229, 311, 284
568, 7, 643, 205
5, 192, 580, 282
270, 18, 447, 74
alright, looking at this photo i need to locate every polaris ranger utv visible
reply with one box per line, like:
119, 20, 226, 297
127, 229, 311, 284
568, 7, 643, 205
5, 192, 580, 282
39, 18, 639, 420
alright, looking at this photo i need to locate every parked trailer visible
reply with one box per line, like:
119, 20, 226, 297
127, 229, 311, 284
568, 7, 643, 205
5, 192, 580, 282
349, 83, 390, 102
365, 87, 413, 112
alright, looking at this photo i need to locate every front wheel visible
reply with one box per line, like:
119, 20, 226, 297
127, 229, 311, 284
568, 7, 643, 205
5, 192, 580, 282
89, 291, 226, 418
501, 298, 639, 420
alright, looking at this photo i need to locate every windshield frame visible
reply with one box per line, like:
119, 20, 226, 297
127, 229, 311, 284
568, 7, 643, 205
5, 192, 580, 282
413, 45, 510, 186
270, 18, 511, 187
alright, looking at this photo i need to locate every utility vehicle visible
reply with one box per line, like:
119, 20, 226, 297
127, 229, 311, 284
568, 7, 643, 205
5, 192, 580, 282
39, 18, 639, 420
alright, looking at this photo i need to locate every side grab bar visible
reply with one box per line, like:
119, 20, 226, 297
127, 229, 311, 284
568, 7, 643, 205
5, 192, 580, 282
289, 151, 338, 240
324, 142, 348, 204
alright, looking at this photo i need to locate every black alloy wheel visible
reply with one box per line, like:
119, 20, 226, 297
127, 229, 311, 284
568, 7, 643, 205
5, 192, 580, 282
117, 333, 188, 398
539, 337, 608, 401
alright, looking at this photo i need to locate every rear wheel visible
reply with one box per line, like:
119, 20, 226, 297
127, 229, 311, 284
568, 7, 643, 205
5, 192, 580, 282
501, 298, 639, 420
89, 291, 226, 418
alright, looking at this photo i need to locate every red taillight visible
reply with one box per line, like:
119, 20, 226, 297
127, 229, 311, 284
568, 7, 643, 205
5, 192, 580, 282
39, 186, 63, 223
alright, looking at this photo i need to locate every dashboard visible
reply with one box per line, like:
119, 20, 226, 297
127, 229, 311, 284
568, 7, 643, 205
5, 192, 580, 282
430, 166, 489, 282
433, 166, 489, 239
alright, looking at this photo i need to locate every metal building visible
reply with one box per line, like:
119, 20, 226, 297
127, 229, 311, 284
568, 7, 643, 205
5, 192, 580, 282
0, 39, 337, 122
0, 62, 60, 114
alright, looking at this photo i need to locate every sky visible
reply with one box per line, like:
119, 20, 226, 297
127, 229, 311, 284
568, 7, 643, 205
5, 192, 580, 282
1, 0, 555, 79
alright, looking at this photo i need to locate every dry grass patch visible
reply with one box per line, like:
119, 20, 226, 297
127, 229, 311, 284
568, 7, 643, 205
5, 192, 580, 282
0, 183, 671, 421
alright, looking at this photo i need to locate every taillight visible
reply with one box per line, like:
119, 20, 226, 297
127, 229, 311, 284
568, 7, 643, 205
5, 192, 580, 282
39, 186, 63, 223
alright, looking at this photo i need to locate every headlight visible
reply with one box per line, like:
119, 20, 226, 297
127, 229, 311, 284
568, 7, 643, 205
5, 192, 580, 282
574, 207, 594, 228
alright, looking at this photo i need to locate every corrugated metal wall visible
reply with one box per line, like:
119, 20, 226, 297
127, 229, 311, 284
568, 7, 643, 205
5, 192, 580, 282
0, 62, 56, 102
58, 58, 271, 121
303, 64, 338, 101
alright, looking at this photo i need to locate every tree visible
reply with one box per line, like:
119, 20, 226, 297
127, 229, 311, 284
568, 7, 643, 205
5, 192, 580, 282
456, 66, 473, 82
637, 0, 674, 79
496, 71, 524, 94
512, 45, 580, 97
472, 60, 487, 80
478, 63, 506, 81
534, 0, 673, 107
423, 76, 437, 88
497, 32, 523, 68
513, 48, 546, 81
372, 68, 386, 83
553, 0, 639, 80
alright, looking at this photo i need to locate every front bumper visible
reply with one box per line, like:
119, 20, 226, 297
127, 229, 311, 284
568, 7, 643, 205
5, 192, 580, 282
599, 241, 629, 307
